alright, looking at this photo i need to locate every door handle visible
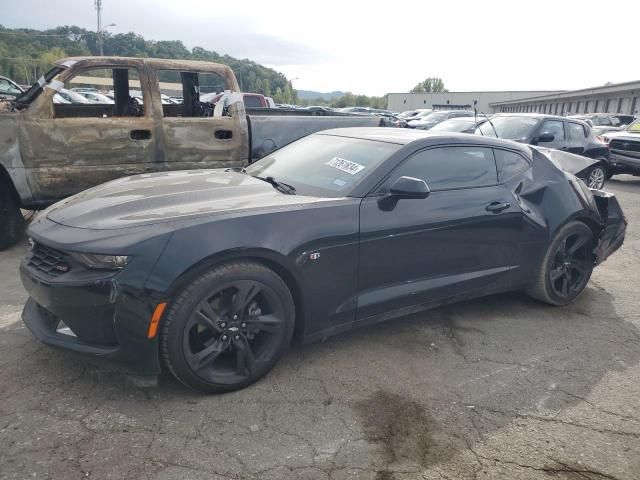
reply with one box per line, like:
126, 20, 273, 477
130, 129, 152, 140
486, 201, 510, 213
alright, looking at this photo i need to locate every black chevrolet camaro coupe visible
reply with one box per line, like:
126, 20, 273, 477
20, 128, 626, 393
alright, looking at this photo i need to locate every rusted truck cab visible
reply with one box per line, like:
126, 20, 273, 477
1, 57, 249, 207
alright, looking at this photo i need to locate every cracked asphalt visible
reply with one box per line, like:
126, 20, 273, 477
1, 176, 639, 480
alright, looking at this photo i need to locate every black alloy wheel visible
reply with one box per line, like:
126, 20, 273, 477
161, 262, 295, 393
548, 232, 592, 299
527, 221, 594, 306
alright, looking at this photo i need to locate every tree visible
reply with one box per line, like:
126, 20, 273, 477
410, 77, 448, 93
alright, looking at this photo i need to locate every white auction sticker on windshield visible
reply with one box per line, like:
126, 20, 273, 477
326, 157, 365, 175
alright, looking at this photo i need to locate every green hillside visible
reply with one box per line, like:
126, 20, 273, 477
0, 25, 297, 103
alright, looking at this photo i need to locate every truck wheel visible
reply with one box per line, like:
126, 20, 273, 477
0, 182, 25, 250
526, 221, 594, 306
161, 261, 295, 393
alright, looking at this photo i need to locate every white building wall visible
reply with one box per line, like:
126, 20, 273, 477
387, 91, 561, 114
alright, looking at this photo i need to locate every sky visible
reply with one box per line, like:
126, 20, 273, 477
3, 0, 640, 96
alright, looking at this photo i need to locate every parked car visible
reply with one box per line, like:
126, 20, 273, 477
429, 116, 483, 133
570, 113, 635, 128
52, 88, 90, 104
78, 91, 115, 104
0, 75, 25, 100
200, 92, 271, 109
71, 87, 100, 94
400, 109, 433, 122
408, 110, 474, 130
20, 128, 625, 393
476, 114, 610, 188
0, 56, 388, 249
601, 119, 640, 176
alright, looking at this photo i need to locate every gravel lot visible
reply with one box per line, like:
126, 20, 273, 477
1, 176, 639, 480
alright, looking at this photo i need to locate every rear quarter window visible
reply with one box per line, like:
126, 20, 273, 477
493, 149, 530, 181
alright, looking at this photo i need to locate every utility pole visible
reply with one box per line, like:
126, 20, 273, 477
95, 0, 103, 56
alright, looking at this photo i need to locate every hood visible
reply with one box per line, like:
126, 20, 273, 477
602, 131, 640, 141
47, 170, 323, 230
533, 147, 597, 176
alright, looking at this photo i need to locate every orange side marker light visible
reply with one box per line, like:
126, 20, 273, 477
147, 302, 167, 339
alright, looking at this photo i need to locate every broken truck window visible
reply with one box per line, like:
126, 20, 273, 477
157, 70, 227, 118
53, 67, 144, 119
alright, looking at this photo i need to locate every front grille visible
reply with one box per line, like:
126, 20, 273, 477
27, 243, 71, 277
610, 139, 640, 153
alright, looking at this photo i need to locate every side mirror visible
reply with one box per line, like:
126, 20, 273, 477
536, 133, 555, 143
389, 176, 430, 199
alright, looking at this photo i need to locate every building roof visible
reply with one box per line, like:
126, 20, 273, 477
490, 80, 640, 106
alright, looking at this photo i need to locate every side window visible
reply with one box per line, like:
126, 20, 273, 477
539, 120, 565, 143
54, 67, 142, 118
243, 95, 263, 108
494, 149, 530, 181
383, 147, 497, 192
566, 122, 587, 142
158, 70, 228, 118
610, 117, 621, 126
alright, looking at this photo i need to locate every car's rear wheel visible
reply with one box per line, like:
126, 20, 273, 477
161, 261, 295, 393
526, 221, 595, 306
586, 163, 607, 189
0, 181, 25, 251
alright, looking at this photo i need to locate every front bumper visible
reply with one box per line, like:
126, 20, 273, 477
609, 151, 640, 172
20, 262, 162, 376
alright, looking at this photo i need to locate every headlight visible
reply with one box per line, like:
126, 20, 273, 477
70, 252, 131, 270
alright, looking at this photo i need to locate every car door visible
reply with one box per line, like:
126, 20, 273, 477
357, 145, 526, 320
565, 121, 588, 155
535, 119, 569, 151
154, 66, 249, 169
19, 61, 156, 202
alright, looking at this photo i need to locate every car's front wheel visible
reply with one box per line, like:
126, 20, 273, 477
526, 221, 595, 306
161, 261, 295, 393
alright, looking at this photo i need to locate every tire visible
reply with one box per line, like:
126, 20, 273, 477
160, 261, 295, 393
585, 163, 607, 190
0, 181, 25, 250
526, 221, 595, 306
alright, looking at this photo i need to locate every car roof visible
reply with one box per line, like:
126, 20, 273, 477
439, 117, 477, 122
492, 112, 566, 121
316, 127, 532, 153
493, 112, 592, 127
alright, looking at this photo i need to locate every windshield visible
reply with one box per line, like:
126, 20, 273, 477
430, 118, 474, 132
245, 134, 400, 197
626, 120, 640, 133
476, 116, 539, 140
413, 110, 433, 118
417, 112, 448, 122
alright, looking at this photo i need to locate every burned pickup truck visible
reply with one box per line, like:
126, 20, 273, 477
0, 57, 386, 249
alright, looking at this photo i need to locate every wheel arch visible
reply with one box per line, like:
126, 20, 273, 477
0, 164, 22, 205
160, 248, 308, 343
